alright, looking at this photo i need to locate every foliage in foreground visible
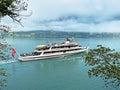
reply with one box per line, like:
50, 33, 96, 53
0, 31, 11, 61
0, 68, 8, 88
0, 0, 28, 25
85, 45, 120, 88
0, 0, 28, 89
0, 31, 10, 89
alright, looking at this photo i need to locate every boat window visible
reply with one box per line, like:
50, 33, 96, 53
43, 48, 81, 54
36, 47, 50, 50
33, 52, 41, 55
52, 45, 78, 49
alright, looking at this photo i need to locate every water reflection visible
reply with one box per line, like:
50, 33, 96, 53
34, 54, 83, 72
5, 37, 120, 90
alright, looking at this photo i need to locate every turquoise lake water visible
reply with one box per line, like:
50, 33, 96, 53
1, 37, 120, 90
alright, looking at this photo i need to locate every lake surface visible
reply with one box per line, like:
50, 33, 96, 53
1, 37, 120, 90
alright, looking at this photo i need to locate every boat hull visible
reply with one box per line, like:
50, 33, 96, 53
18, 47, 88, 62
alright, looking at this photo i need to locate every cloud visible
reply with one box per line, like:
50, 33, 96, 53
28, 0, 120, 20
2, 0, 120, 32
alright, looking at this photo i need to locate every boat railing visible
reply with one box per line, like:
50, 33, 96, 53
20, 52, 42, 57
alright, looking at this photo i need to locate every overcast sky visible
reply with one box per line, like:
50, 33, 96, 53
2, 0, 120, 32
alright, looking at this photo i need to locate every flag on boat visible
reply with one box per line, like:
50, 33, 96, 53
12, 48, 16, 58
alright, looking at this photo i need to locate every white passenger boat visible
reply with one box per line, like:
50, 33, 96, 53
18, 38, 89, 62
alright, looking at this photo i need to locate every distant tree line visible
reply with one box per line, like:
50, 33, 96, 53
7, 31, 120, 38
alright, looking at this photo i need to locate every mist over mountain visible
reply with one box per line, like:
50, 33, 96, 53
41, 14, 120, 24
